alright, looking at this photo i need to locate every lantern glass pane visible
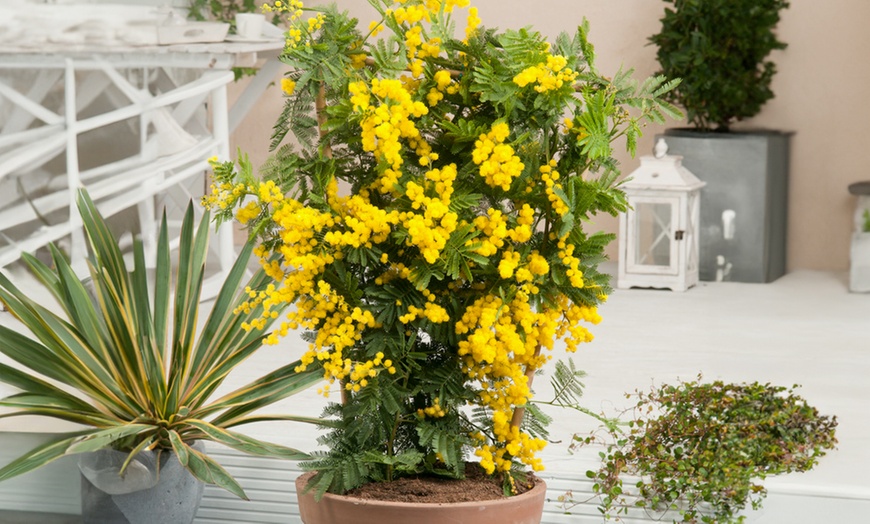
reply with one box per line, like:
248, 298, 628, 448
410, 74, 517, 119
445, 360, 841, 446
634, 202, 672, 267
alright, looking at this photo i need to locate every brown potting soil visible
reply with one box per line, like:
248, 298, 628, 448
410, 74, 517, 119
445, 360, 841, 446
342, 463, 538, 504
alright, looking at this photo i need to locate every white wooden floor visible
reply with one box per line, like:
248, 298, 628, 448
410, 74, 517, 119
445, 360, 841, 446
1, 262, 868, 522
201, 264, 870, 523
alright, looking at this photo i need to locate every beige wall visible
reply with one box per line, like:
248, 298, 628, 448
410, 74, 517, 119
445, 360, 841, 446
231, 0, 870, 272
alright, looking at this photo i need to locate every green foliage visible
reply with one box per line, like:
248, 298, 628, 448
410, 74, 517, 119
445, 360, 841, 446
188, 0, 269, 25
576, 378, 837, 523
187, 1, 282, 80
0, 190, 323, 499
211, 1, 681, 496
863, 209, 870, 233
649, 0, 789, 131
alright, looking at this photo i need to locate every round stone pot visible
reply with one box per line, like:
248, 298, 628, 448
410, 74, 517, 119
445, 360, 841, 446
78, 443, 205, 524
295, 472, 547, 524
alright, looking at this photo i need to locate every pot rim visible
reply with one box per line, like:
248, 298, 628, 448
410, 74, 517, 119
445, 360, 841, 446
295, 471, 547, 509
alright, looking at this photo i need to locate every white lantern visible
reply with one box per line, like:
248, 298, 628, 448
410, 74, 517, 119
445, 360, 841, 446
618, 139, 705, 292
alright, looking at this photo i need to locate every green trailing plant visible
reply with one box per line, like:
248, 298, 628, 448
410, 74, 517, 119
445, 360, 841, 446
0, 190, 325, 499
572, 378, 837, 523
206, 0, 681, 498
649, 0, 789, 131
862, 209, 870, 233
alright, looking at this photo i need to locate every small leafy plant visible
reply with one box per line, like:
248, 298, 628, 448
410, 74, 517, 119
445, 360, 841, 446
862, 209, 870, 233
189, 0, 260, 25
575, 378, 837, 523
649, 0, 789, 131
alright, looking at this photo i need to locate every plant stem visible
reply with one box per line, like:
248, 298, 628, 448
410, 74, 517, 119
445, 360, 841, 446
386, 414, 400, 482
509, 343, 541, 431
509, 217, 552, 432
315, 81, 333, 160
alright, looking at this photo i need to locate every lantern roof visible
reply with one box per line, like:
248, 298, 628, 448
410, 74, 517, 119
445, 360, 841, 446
623, 138, 706, 192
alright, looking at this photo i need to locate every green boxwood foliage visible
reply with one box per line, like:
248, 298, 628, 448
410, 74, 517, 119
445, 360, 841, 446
649, 0, 789, 131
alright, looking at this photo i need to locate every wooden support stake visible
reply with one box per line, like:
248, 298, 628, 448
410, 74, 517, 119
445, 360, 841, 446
315, 80, 349, 406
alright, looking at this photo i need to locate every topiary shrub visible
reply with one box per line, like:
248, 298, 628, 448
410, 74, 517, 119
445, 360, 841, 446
649, 0, 789, 131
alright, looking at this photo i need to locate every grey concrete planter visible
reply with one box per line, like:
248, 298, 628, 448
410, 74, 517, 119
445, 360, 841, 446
658, 130, 791, 283
79, 443, 205, 524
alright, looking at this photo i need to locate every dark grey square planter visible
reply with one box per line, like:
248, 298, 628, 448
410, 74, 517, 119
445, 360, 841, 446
658, 130, 791, 283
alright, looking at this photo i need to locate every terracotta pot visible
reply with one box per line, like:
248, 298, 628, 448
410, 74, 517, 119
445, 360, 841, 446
295, 472, 546, 524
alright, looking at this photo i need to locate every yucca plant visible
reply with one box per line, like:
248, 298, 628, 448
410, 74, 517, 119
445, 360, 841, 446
0, 190, 323, 499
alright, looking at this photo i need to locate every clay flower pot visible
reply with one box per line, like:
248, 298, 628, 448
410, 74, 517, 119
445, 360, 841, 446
295, 472, 547, 524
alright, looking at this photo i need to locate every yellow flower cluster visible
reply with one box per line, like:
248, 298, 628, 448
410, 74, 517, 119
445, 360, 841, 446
469, 206, 534, 259
368, 20, 385, 37
427, 0, 471, 12
207, 178, 376, 389
349, 80, 370, 112
386, 0, 470, 22
261, 0, 303, 18
474, 413, 546, 474
263, 1, 326, 49
324, 181, 399, 249
307, 13, 326, 32
472, 123, 524, 191
349, 40, 368, 69
417, 397, 447, 418
557, 236, 585, 289
280, 78, 296, 96
563, 116, 590, 142
387, 3, 431, 26
400, 164, 458, 263
470, 208, 508, 257
344, 351, 396, 392
202, 181, 247, 211
540, 161, 569, 216
383, 0, 446, 77
510, 249, 550, 291
513, 54, 579, 93
293, 289, 380, 388
498, 250, 521, 279
235, 200, 261, 225
557, 297, 601, 353
465, 6, 481, 39
354, 78, 431, 171
425, 69, 457, 106
262, 0, 304, 47
377, 0, 474, 76
455, 292, 561, 473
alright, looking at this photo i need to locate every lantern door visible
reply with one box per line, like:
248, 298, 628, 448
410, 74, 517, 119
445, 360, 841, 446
625, 196, 680, 275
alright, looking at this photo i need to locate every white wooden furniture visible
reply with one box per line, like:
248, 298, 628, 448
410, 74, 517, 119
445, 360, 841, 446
0, 39, 283, 280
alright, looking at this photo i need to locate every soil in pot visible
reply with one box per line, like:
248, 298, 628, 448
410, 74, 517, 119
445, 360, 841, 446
344, 462, 535, 502
296, 463, 546, 524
